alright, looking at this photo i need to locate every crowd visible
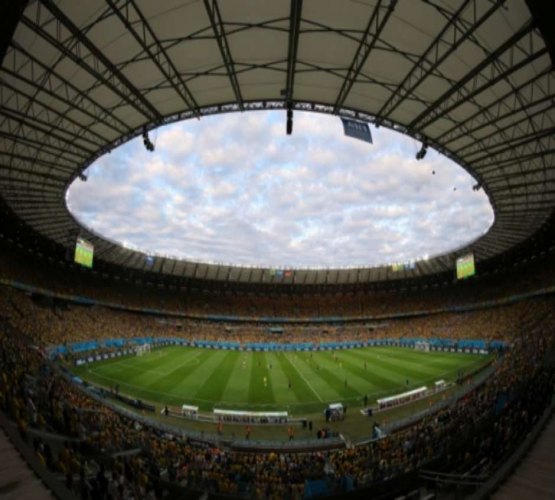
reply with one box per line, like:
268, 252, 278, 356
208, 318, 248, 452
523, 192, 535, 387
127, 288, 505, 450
0, 278, 554, 498
2, 239, 555, 320
1, 283, 539, 352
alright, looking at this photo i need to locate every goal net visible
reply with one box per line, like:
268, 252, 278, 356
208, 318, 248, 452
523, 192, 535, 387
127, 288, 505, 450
135, 344, 151, 357
415, 341, 430, 352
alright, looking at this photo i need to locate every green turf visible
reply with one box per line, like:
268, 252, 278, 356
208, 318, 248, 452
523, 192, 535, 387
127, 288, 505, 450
71, 346, 491, 415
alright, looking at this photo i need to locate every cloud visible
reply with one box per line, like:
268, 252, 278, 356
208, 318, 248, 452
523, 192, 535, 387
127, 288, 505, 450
67, 111, 493, 268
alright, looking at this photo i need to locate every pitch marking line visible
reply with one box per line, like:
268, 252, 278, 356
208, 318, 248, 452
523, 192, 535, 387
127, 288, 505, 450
89, 348, 203, 379
288, 354, 324, 402
151, 349, 203, 374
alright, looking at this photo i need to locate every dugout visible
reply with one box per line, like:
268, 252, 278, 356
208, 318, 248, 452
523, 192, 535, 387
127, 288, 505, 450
181, 404, 199, 419
325, 403, 344, 422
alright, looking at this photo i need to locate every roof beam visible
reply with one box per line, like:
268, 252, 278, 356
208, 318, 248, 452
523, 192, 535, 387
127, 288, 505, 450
203, 0, 244, 110
17, 215, 73, 229
106, 0, 200, 117
494, 188, 555, 202
497, 207, 553, 215
1, 102, 100, 152
0, 185, 59, 198
93, 242, 119, 260
375, 0, 502, 126
0, 130, 85, 161
492, 218, 543, 229
0, 152, 74, 175
1, 79, 107, 146
0, 163, 68, 184
1, 108, 93, 158
437, 68, 554, 145
0, 173, 63, 191
446, 93, 554, 152
479, 149, 554, 175
6, 207, 66, 220
454, 101, 554, 158
0, 193, 61, 205
492, 178, 555, 192
334, 0, 396, 113
485, 155, 555, 183
425, 45, 547, 136
25, 0, 163, 123
3, 44, 131, 135
407, 22, 537, 132
469, 126, 555, 167
482, 231, 529, 247
497, 200, 555, 211
284, 0, 303, 103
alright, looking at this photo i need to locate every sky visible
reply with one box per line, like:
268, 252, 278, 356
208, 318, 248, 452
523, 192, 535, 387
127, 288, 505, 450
66, 111, 494, 269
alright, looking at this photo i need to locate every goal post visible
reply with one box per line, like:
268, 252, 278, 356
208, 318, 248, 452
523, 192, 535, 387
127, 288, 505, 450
415, 341, 430, 352
135, 344, 151, 356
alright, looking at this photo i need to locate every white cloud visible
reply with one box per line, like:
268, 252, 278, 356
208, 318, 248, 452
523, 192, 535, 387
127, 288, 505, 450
67, 111, 493, 268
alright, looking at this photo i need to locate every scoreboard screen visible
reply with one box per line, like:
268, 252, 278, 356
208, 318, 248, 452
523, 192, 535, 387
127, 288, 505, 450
456, 253, 475, 280
74, 237, 94, 268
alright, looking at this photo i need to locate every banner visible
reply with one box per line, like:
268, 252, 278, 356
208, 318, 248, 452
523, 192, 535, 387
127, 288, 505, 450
341, 118, 373, 144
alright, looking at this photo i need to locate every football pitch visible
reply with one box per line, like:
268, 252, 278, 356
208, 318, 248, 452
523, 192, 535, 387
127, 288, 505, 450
72, 346, 491, 415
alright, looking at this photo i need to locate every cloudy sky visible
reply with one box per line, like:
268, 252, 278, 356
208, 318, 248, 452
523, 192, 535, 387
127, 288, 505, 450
67, 111, 493, 269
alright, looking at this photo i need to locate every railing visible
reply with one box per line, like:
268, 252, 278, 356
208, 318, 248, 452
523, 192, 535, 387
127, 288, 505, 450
57, 362, 346, 452
419, 469, 487, 487
354, 363, 496, 446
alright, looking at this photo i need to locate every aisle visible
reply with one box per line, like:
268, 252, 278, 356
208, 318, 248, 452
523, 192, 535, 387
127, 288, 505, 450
0, 427, 54, 499
492, 411, 555, 500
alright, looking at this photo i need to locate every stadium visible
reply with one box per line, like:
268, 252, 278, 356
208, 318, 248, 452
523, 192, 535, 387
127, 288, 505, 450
0, 1, 554, 499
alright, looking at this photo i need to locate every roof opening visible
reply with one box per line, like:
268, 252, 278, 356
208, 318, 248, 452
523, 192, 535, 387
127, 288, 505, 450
66, 111, 493, 269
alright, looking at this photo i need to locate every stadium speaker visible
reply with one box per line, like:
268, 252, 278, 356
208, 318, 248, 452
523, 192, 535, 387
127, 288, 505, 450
526, 0, 555, 70
286, 105, 293, 135
415, 141, 428, 160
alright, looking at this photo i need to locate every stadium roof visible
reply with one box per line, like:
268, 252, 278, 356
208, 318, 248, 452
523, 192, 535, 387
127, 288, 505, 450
1, 0, 554, 286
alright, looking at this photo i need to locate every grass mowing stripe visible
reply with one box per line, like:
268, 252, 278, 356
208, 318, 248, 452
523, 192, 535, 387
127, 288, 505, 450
248, 353, 275, 405
81, 370, 188, 405
121, 349, 175, 370
96, 348, 201, 385
366, 348, 471, 373
71, 346, 492, 413
345, 349, 437, 382
333, 354, 381, 390
265, 353, 300, 405
340, 350, 410, 387
166, 351, 230, 405
193, 351, 240, 406
276, 351, 323, 402
146, 349, 215, 391
363, 348, 491, 381
377, 347, 483, 365
222, 352, 252, 404
293, 352, 359, 401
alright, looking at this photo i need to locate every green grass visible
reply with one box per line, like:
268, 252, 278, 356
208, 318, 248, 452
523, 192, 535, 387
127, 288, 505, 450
71, 346, 491, 415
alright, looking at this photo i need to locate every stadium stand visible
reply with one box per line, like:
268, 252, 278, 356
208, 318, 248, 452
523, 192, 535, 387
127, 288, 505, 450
1, 264, 554, 498
1, 1, 555, 499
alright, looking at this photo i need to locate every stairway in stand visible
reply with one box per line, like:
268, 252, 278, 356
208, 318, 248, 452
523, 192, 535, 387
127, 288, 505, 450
0, 427, 54, 499
492, 412, 555, 500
